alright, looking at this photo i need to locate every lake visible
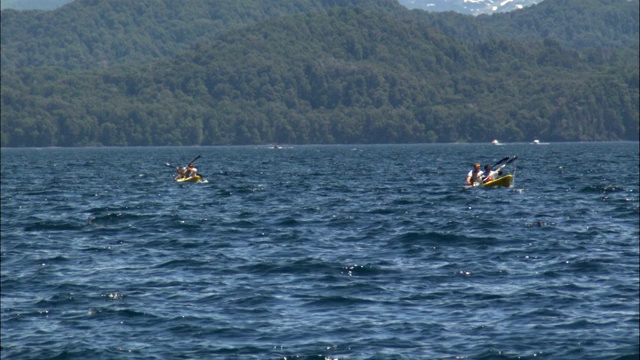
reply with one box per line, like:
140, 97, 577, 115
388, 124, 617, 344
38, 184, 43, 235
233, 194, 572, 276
1, 142, 638, 359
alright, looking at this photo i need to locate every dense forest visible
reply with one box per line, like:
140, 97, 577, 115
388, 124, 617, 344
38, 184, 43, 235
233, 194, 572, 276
0, 0, 71, 11
1, 0, 638, 147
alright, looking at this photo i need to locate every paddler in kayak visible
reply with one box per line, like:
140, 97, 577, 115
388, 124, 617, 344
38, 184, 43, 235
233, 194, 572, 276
482, 163, 505, 183
184, 164, 198, 179
174, 166, 186, 180
466, 163, 483, 186
174, 164, 198, 180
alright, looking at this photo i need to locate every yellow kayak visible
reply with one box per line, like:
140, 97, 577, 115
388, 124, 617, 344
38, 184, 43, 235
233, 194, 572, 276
482, 174, 513, 188
176, 175, 206, 183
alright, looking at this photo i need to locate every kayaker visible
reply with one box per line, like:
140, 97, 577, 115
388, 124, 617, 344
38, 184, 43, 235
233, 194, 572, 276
482, 163, 505, 183
184, 164, 198, 178
466, 163, 483, 185
175, 166, 187, 180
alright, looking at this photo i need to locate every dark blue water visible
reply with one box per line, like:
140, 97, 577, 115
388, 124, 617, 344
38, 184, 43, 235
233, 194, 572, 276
2, 143, 638, 360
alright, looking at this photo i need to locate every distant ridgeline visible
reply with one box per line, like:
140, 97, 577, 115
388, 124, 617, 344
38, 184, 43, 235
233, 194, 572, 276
0, 0, 71, 11
1, 0, 638, 146
1, 0, 544, 15
401, 0, 544, 15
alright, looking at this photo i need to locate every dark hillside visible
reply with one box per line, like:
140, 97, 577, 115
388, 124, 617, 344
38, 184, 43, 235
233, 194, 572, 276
1, 0, 637, 146
0, 0, 404, 70
2, 7, 636, 146
475, 0, 639, 50
406, 0, 639, 50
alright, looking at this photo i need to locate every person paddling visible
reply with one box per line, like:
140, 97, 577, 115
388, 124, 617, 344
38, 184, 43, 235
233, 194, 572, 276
171, 155, 201, 181
174, 166, 186, 180
184, 163, 198, 179
466, 163, 483, 186
482, 163, 505, 183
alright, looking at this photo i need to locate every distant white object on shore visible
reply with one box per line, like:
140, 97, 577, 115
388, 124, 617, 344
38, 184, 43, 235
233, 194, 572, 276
491, 139, 500, 145
532, 139, 549, 145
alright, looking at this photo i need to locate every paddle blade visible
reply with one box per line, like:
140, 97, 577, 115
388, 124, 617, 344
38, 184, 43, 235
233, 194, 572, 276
189, 155, 201, 165
493, 156, 509, 167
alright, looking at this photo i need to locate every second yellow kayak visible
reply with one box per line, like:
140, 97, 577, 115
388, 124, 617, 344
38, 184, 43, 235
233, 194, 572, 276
482, 174, 513, 188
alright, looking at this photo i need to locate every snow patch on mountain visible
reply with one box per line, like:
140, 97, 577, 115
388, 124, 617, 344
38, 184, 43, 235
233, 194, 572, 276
398, 0, 543, 15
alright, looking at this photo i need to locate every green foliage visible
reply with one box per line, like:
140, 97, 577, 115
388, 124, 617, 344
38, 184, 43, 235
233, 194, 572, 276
1, 0, 638, 147
476, 0, 639, 50
0, 0, 404, 70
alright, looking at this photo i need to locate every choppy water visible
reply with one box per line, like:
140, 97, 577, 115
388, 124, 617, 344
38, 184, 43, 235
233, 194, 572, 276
1, 143, 638, 360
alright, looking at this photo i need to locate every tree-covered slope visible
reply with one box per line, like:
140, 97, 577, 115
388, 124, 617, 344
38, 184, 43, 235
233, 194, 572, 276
2, 0, 636, 71
2, 7, 636, 146
405, 0, 639, 50
1, 0, 638, 146
475, 0, 639, 50
0, 0, 405, 70
0, 0, 70, 11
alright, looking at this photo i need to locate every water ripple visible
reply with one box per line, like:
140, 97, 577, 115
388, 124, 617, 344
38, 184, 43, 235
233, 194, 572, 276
2, 144, 638, 359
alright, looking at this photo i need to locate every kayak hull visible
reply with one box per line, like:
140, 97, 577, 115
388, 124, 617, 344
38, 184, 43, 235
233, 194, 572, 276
176, 175, 204, 183
483, 174, 513, 188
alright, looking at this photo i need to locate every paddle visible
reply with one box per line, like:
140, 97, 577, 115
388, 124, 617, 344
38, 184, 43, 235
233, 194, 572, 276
186, 155, 204, 178
187, 154, 201, 167
505, 156, 518, 165
166, 155, 201, 169
488, 155, 518, 186
479, 156, 516, 185
166, 155, 204, 179
492, 156, 510, 169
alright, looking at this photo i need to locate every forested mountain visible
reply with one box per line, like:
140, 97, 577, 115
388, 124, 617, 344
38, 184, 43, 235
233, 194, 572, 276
1, 0, 405, 70
1, 0, 542, 15
402, 0, 542, 15
1, 0, 638, 147
476, 0, 639, 49
0, 0, 71, 11
2, 0, 635, 70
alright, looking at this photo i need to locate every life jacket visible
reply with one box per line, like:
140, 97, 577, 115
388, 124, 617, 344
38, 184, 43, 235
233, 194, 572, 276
482, 171, 493, 182
471, 169, 482, 182
185, 166, 197, 178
